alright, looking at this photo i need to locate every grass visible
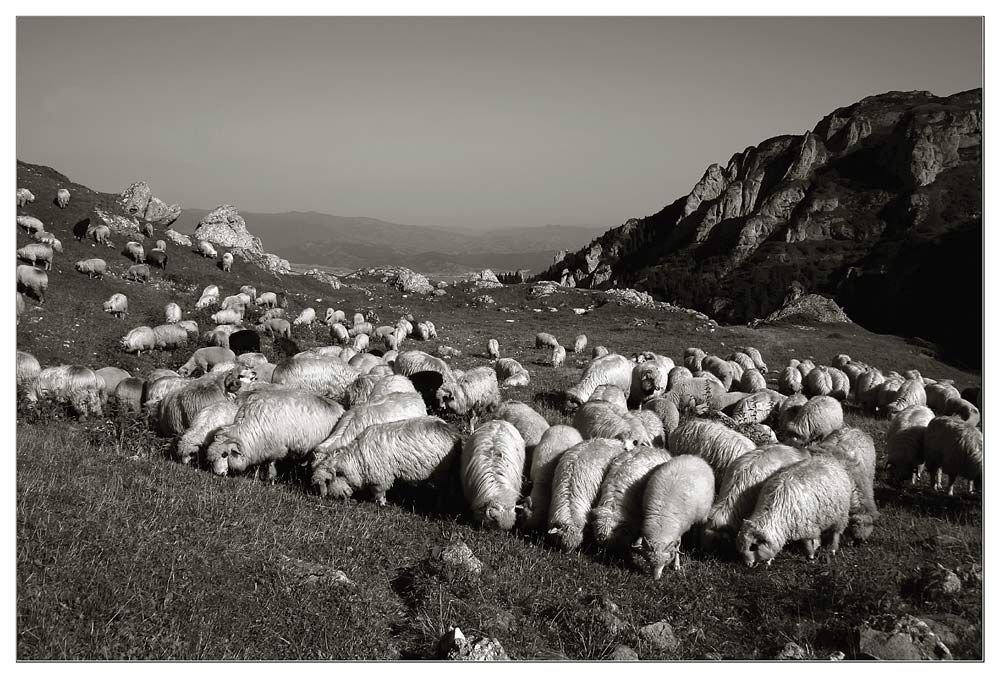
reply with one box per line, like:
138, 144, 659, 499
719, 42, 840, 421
16, 161, 982, 660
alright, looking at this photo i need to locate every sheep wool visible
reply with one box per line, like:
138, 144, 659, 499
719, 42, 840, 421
120, 326, 157, 355
495, 400, 550, 455
535, 332, 559, 349
667, 366, 693, 391
103, 293, 128, 318
925, 382, 962, 415
589, 384, 628, 414
548, 438, 626, 551
313, 391, 427, 455
112, 377, 145, 414
884, 378, 927, 416
393, 350, 454, 382
728, 352, 757, 374
152, 324, 189, 350
592, 446, 672, 549
667, 419, 755, 490
28, 365, 104, 417
807, 427, 879, 541
551, 344, 567, 367
777, 366, 803, 396
639, 396, 682, 439
436, 366, 500, 419
157, 369, 254, 437
312, 416, 462, 504
803, 366, 834, 397
520, 425, 584, 532
573, 335, 588, 354
885, 405, 935, 486
95, 367, 130, 402
348, 352, 383, 375
460, 420, 526, 531
564, 353, 634, 409
780, 395, 844, 446
164, 302, 182, 324
573, 400, 642, 448
16, 351, 41, 396
592, 345, 609, 359
293, 308, 317, 326
923, 416, 983, 494
635, 455, 715, 578
730, 389, 785, 426
175, 400, 240, 465
16, 265, 48, 302
702, 356, 736, 391
737, 455, 852, 566
487, 338, 500, 359
943, 397, 980, 427
855, 369, 885, 412
178, 347, 238, 377
629, 360, 671, 406
17, 243, 54, 270
684, 347, 706, 373
271, 356, 361, 401
736, 346, 768, 373
739, 369, 767, 393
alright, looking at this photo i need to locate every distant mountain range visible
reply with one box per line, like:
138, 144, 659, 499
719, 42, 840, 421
170, 210, 605, 275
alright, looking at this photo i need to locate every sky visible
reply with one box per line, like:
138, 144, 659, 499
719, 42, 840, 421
16, 16, 983, 231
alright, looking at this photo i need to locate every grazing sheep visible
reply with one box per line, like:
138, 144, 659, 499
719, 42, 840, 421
437, 366, 501, 423
461, 420, 526, 530
26, 365, 104, 418
589, 384, 629, 414
329, 323, 350, 345
875, 374, 906, 413
660, 376, 727, 414
795, 359, 816, 378
535, 332, 559, 349
667, 366, 693, 391
573, 335, 588, 354
196, 240, 218, 258
85, 222, 112, 246
56, 188, 70, 208
629, 359, 671, 406
519, 425, 584, 532
808, 427, 879, 541
667, 419, 756, 489
17, 243, 54, 270
640, 396, 681, 439
95, 366, 131, 404
17, 216, 44, 234
551, 344, 567, 367
394, 350, 454, 382
120, 326, 157, 355
729, 389, 785, 426
311, 416, 462, 504
635, 455, 715, 578
313, 391, 427, 457
855, 368, 886, 412
71, 258, 106, 279
178, 347, 238, 377
195, 285, 220, 309
221, 251, 234, 272
271, 356, 360, 401
350, 322, 374, 338
348, 352, 383, 375
591, 345, 609, 359
293, 307, 317, 327
737, 455, 852, 566
494, 357, 530, 388
485, 338, 500, 359
803, 366, 834, 397
592, 446, 673, 549
152, 324, 189, 350
573, 400, 643, 448
736, 346, 768, 373
112, 377, 145, 414
163, 302, 182, 324
221, 294, 250, 313
624, 409, 666, 448
684, 347, 706, 372
925, 382, 962, 415
924, 416, 983, 494
352, 333, 370, 353
16, 351, 41, 397
703, 444, 810, 549
739, 369, 767, 393
885, 405, 936, 486
208, 308, 242, 327
16, 265, 47, 303
412, 321, 435, 341
17, 188, 35, 207
343, 373, 417, 408
777, 366, 803, 396
204, 325, 238, 349
123, 241, 145, 264
728, 352, 757, 374
146, 248, 168, 270
175, 400, 239, 465
236, 353, 269, 369
701, 356, 737, 392
884, 378, 927, 416
780, 395, 843, 446
943, 397, 980, 427
495, 400, 550, 455
548, 438, 627, 551
255, 292, 278, 309
564, 353, 634, 410
156, 369, 254, 437
206, 390, 345, 477
124, 264, 151, 282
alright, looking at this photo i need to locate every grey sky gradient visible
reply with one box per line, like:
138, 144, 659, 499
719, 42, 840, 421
17, 16, 982, 231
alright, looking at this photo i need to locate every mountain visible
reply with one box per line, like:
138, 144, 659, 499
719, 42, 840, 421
537, 89, 982, 367
170, 210, 605, 275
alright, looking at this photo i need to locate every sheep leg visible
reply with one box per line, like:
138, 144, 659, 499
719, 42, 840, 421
829, 530, 842, 556
803, 538, 820, 560
932, 468, 944, 492
266, 462, 278, 483
672, 551, 681, 571
946, 476, 956, 497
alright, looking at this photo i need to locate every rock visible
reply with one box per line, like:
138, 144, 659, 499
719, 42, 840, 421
956, 563, 982, 587
581, 243, 602, 274
559, 268, 576, 287
94, 207, 140, 236
194, 205, 260, 251
236, 249, 291, 275
278, 555, 353, 588
638, 620, 679, 653
119, 181, 181, 226
426, 540, 483, 580
553, 249, 568, 266
919, 615, 972, 649
143, 196, 181, 226
345, 266, 434, 295
528, 281, 560, 298
755, 293, 851, 326
913, 563, 962, 599
436, 281, 447, 289
607, 644, 639, 661
301, 269, 342, 290
683, 163, 730, 218
164, 229, 192, 247
776, 641, 811, 660
857, 614, 953, 660
437, 627, 509, 661
589, 595, 627, 635
469, 269, 501, 284
433, 289, 446, 296
473, 295, 496, 306
828, 651, 845, 660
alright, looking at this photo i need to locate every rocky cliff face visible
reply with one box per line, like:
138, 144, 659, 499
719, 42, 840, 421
538, 89, 982, 366
118, 181, 181, 226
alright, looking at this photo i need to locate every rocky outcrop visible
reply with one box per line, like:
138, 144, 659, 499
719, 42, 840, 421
301, 269, 342, 290
344, 266, 434, 295
857, 615, 953, 660
466, 269, 503, 289
94, 207, 140, 236
755, 293, 852, 326
118, 181, 181, 226
194, 205, 290, 275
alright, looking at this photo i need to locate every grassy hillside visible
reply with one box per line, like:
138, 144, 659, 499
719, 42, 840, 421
16, 162, 982, 660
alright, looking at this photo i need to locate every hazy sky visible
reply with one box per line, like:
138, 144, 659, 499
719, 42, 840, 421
17, 16, 982, 230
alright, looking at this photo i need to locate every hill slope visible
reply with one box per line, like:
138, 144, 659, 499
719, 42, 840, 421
537, 89, 982, 367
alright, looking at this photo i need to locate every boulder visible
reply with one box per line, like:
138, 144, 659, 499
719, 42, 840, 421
119, 181, 181, 226
302, 269, 342, 290
437, 627, 509, 661
94, 207, 140, 236
425, 540, 483, 581
607, 645, 639, 661
638, 620, 680, 653
345, 266, 434, 295
756, 293, 852, 325
194, 205, 260, 251
144, 196, 181, 226
856, 614, 952, 660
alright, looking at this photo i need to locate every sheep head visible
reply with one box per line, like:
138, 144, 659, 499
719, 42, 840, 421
206, 433, 242, 476
481, 502, 516, 531
736, 522, 778, 567
632, 536, 680, 580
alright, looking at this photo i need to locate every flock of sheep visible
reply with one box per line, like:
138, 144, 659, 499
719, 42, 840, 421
15, 252, 984, 578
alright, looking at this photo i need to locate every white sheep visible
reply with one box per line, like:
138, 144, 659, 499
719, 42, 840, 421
175, 400, 239, 465
87, 223, 112, 246
925, 382, 961, 414
271, 355, 360, 401
855, 368, 885, 411
178, 347, 238, 377
343, 373, 417, 408
667, 419, 756, 489
803, 365, 834, 397
329, 323, 350, 345
564, 353, 634, 410
885, 405, 936, 486
739, 369, 767, 393
703, 444, 810, 549
924, 416, 983, 494
535, 332, 559, 349
25, 365, 103, 417
17, 243, 54, 270
17, 188, 35, 207
255, 292, 278, 308
348, 352, 384, 375
55, 188, 70, 208
16, 350, 41, 396
777, 366, 803, 396
152, 324, 189, 350
640, 396, 681, 439
551, 344, 567, 367
350, 322, 374, 338
221, 252, 234, 272
313, 391, 427, 455
780, 395, 843, 445
394, 350, 454, 381
352, 333, 370, 353
736, 455, 852, 566
495, 400, 550, 454
573, 335, 588, 354
195, 284, 221, 309
728, 352, 757, 374
461, 419, 526, 530
16, 265, 48, 303
702, 356, 737, 391
795, 359, 816, 378
729, 389, 785, 426
592, 446, 673, 549
204, 325, 238, 348
573, 400, 643, 448
17, 215, 44, 234
211, 309, 243, 326
436, 366, 500, 422
206, 390, 345, 477
736, 346, 768, 373
156, 368, 254, 437
95, 366, 131, 404
221, 293, 251, 313
494, 357, 530, 387
163, 302, 182, 324
548, 438, 627, 551
124, 263, 151, 282
74, 258, 107, 279
884, 378, 927, 416
123, 241, 145, 264
943, 397, 980, 427
634, 455, 715, 578
589, 384, 628, 414
196, 240, 218, 258
112, 377, 145, 414
807, 427, 879, 541
311, 416, 461, 504
293, 307, 317, 327
667, 366, 693, 391
520, 425, 583, 532
120, 326, 157, 355
875, 374, 906, 413
684, 347, 706, 372
592, 345, 609, 359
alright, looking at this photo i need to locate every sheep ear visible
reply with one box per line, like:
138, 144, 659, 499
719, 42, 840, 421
631, 537, 644, 551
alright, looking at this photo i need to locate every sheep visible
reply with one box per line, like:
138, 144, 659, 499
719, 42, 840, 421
780, 395, 843, 446
486, 338, 500, 359
659, 376, 727, 414
350, 322, 374, 338
352, 312, 366, 327
885, 405, 936, 486
17, 216, 44, 234
923, 416, 983, 494
30, 231, 60, 254
629, 359, 671, 406
640, 396, 681, 439
875, 373, 907, 413
352, 333, 370, 353
535, 332, 559, 349
460, 420, 526, 530
808, 427, 879, 540
573, 335, 588, 354
221, 251, 234, 272
17, 291, 26, 320
884, 378, 927, 416
518, 425, 584, 532
293, 307, 317, 327
667, 419, 756, 489
684, 347, 706, 372
156, 369, 255, 437
348, 352, 383, 374
943, 397, 980, 427
802, 366, 833, 397
255, 292, 278, 308
925, 382, 962, 415
494, 357, 530, 388
17, 243, 54, 270
196, 285, 221, 309
55, 188, 70, 208
729, 389, 785, 426
196, 240, 218, 258
961, 386, 982, 412
95, 366, 131, 404
383, 327, 406, 351
143, 248, 167, 270
551, 344, 567, 367
777, 366, 803, 396
634, 455, 715, 578
207, 309, 241, 328
112, 377, 145, 414
17, 188, 35, 207
735, 346, 768, 373
69, 257, 109, 280
118, 326, 156, 355
495, 400, 550, 455
795, 359, 816, 378
311, 416, 462, 504
702, 444, 810, 550
178, 347, 238, 377
206, 390, 345, 477
271, 356, 360, 401
150, 324, 188, 351
625, 409, 666, 448
124, 264, 151, 282
204, 325, 238, 349
394, 350, 454, 382
343, 373, 417, 408
855, 368, 886, 411
663, 366, 691, 392
728, 352, 757, 374
592, 345, 609, 359
738, 368, 766, 393
322, 308, 341, 325
16, 265, 47, 303
573, 400, 644, 449
85, 222, 112, 246
589, 384, 628, 414
330, 323, 350, 345
162, 302, 182, 324
175, 400, 239, 465
221, 294, 250, 313
564, 353, 634, 410
702, 356, 737, 391
437, 366, 501, 425
547, 438, 627, 550
412, 322, 434, 341
313, 391, 427, 458
831, 354, 851, 370
16, 351, 41, 397
26, 365, 103, 417
592, 446, 673, 549
121, 241, 144, 264
236, 353, 269, 370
